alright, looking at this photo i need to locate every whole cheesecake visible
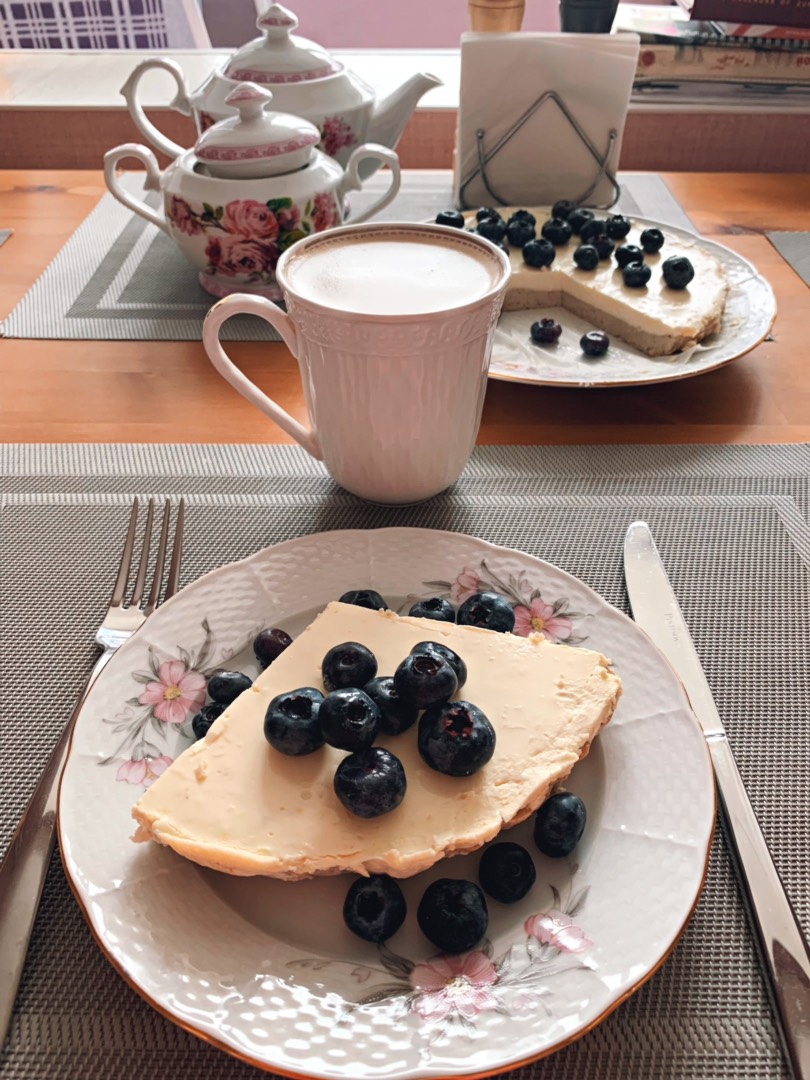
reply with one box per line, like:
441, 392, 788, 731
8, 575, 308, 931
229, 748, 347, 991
132, 601, 622, 880
464, 207, 728, 357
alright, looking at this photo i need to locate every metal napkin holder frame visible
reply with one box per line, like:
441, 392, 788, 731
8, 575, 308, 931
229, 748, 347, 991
457, 88, 621, 211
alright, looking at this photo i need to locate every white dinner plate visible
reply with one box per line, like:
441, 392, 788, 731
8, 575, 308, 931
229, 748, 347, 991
453, 210, 776, 388
59, 528, 715, 1079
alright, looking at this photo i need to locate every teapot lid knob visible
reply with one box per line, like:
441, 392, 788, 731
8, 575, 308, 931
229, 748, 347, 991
257, 3, 299, 37
224, 81, 273, 121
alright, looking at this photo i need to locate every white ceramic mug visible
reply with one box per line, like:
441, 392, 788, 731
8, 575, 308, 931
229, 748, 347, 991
202, 222, 511, 504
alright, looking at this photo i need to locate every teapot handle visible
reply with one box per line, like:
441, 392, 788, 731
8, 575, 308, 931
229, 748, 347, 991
340, 145, 401, 225
120, 58, 193, 161
103, 144, 168, 234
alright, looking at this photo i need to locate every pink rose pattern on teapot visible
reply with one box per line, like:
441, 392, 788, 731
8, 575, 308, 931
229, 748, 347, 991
166, 193, 341, 285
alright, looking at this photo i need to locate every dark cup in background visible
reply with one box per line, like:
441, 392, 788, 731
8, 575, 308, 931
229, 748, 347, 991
559, 0, 619, 32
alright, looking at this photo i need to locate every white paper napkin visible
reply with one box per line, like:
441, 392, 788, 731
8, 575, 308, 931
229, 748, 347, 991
455, 32, 641, 209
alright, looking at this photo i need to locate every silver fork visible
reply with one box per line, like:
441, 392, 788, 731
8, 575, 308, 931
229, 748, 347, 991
0, 496, 185, 1047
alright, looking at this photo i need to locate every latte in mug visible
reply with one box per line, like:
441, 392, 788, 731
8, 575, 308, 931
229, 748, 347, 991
202, 222, 511, 503
284, 228, 504, 316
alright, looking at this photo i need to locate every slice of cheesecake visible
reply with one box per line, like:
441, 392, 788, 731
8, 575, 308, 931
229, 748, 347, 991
133, 601, 622, 879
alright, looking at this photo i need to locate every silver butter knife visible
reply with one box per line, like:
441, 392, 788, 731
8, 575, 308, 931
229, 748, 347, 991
624, 521, 810, 1080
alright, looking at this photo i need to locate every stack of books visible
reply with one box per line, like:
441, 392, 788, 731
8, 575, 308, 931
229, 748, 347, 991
614, 2, 810, 102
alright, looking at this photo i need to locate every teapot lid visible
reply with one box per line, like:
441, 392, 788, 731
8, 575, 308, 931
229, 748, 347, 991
195, 82, 320, 177
226, 3, 343, 85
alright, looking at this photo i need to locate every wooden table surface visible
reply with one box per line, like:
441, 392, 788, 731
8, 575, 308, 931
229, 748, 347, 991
1, 169, 808, 445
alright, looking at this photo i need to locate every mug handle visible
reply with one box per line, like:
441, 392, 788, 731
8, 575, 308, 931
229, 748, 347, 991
120, 58, 193, 161
340, 145, 402, 225
202, 295, 323, 460
103, 144, 168, 233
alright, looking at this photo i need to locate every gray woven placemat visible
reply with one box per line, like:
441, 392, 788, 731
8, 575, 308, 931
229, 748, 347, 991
767, 232, 810, 287
0, 230, 11, 250
0, 172, 694, 342
2, 442, 809, 1080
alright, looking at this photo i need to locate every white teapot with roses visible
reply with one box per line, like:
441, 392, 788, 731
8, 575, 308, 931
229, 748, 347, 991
104, 82, 400, 299
120, 3, 440, 176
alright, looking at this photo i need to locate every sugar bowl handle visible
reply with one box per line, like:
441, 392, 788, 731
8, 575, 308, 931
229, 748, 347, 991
341, 145, 401, 225
202, 296, 323, 460
103, 144, 169, 233
120, 57, 193, 161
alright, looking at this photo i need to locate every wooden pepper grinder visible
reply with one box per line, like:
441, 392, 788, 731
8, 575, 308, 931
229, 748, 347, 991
468, 0, 526, 32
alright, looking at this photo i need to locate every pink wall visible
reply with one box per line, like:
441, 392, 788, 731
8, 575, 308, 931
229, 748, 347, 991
294, 1, 559, 47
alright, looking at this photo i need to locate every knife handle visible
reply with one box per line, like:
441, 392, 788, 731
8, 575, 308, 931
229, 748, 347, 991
709, 735, 810, 1079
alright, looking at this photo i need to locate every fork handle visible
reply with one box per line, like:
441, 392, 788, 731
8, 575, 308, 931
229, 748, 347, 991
0, 647, 115, 1047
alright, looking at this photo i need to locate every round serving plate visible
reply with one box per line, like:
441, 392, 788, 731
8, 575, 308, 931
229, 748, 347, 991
447, 209, 776, 388
58, 528, 715, 1078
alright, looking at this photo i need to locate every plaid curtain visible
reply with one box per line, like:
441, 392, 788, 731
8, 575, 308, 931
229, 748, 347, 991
0, 0, 210, 48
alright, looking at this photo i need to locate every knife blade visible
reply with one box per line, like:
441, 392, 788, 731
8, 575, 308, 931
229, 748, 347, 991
624, 520, 810, 1080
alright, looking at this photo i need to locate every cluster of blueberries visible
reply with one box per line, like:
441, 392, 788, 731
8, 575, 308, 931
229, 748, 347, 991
190, 587, 589, 956
435, 198, 697, 361
344, 793, 587, 953
263, 588, 523, 821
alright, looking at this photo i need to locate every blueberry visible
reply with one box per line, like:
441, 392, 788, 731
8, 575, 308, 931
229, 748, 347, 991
339, 589, 387, 611
663, 255, 695, 290
534, 792, 587, 857
640, 227, 664, 254
568, 208, 595, 235
411, 641, 467, 690
264, 688, 325, 755
363, 676, 419, 735
417, 879, 488, 954
435, 209, 465, 229
579, 218, 608, 243
505, 220, 535, 247
581, 330, 610, 357
606, 214, 632, 239
615, 244, 644, 269
320, 688, 381, 751
477, 216, 507, 244
322, 642, 378, 692
541, 218, 573, 246
592, 233, 615, 260
530, 318, 562, 344
393, 652, 457, 709
253, 627, 293, 669
457, 591, 515, 633
507, 209, 536, 228
192, 702, 224, 740
479, 842, 537, 903
409, 597, 456, 623
334, 747, 406, 818
522, 238, 555, 268
207, 670, 252, 706
343, 875, 407, 943
476, 207, 502, 224
573, 244, 599, 271
552, 198, 576, 220
418, 700, 495, 776
622, 261, 652, 288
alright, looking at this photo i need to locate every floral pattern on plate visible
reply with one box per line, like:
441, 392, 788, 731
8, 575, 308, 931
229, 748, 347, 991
413, 559, 590, 645
290, 883, 592, 1042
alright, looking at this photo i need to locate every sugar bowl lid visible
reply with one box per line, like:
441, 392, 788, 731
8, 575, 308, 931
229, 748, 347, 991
226, 3, 343, 85
194, 83, 320, 178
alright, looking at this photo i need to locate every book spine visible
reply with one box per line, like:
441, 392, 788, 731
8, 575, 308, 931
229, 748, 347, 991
636, 41, 810, 78
689, 0, 810, 31
716, 20, 810, 38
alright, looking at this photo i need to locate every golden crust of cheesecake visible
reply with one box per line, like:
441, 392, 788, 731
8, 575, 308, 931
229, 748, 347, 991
132, 603, 622, 880
471, 208, 729, 357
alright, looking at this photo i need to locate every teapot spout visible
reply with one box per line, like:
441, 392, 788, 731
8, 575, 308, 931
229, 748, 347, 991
366, 71, 443, 153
